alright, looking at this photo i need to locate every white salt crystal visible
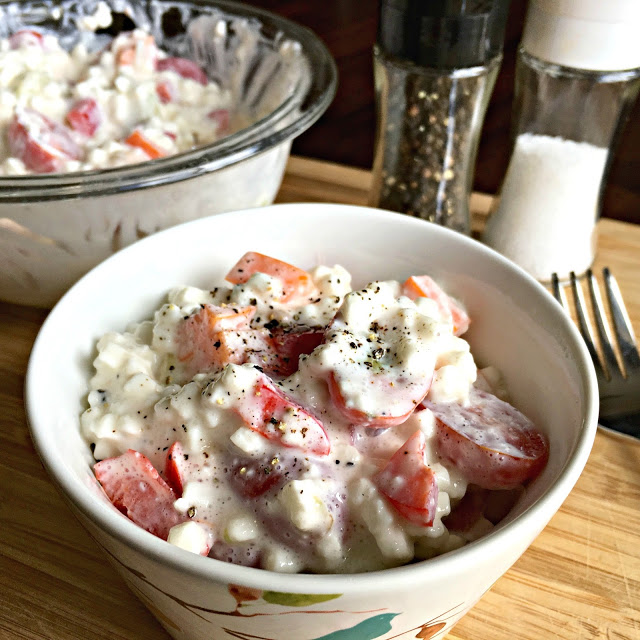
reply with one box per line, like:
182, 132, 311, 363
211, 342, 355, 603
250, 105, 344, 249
482, 133, 608, 281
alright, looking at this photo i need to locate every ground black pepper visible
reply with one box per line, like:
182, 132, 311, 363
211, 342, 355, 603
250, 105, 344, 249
370, 51, 500, 233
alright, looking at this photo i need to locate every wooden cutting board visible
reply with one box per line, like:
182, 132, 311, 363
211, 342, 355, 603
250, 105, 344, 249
0, 157, 638, 640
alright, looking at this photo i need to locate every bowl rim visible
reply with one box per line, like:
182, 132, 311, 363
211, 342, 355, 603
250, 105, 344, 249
0, 0, 338, 203
25, 203, 600, 594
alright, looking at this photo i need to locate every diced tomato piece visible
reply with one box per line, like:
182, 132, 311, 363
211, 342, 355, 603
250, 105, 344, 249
156, 80, 176, 104
182, 327, 277, 377
209, 306, 256, 330
94, 449, 187, 540
115, 34, 156, 67
227, 455, 286, 498
8, 30, 44, 49
165, 441, 189, 496
8, 110, 82, 173
176, 304, 277, 376
234, 373, 330, 456
426, 388, 549, 490
156, 56, 208, 85
375, 430, 439, 527
185, 323, 323, 380
177, 304, 255, 359
403, 275, 470, 336
327, 370, 430, 429
269, 327, 325, 377
125, 129, 167, 159
117, 47, 136, 65
225, 252, 316, 304
66, 98, 101, 136
208, 108, 230, 134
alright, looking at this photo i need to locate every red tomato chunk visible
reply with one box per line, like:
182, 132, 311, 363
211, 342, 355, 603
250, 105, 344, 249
327, 369, 433, 430
426, 388, 549, 490
164, 441, 188, 496
8, 30, 44, 49
269, 327, 325, 377
156, 79, 176, 104
225, 252, 316, 304
227, 455, 287, 499
234, 373, 330, 456
207, 108, 230, 134
403, 275, 470, 336
66, 98, 101, 137
8, 109, 82, 173
375, 430, 439, 527
156, 57, 208, 85
94, 449, 187, 539
176, 304, 280, 377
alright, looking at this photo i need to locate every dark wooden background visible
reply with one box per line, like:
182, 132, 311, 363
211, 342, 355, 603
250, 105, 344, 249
253, 0, 640, 225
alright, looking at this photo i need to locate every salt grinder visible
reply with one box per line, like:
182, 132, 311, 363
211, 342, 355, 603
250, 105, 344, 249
483, 0, 640, 282
370, 0, 510, 234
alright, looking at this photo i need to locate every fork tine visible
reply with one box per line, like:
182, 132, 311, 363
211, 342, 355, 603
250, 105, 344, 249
551, 273, 568, 307
568, 271, 608, 379
603, 267, 640, 374
585, 269, 618, 379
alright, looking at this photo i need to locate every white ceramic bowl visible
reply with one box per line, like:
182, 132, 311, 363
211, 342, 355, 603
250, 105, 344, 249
0, 0, 336, 307
25, 203, 599, 640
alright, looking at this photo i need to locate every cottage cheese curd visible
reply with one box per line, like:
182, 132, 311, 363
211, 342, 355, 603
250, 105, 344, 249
81, 253, 548, 574
0, 27, 232, 174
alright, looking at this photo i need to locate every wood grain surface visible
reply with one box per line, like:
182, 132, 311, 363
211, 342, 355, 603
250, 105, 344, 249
1, 157, 639, 640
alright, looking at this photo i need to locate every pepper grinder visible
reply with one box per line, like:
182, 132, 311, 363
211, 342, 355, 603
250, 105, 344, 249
370, 0, 510, 234
483, 0, 640, 282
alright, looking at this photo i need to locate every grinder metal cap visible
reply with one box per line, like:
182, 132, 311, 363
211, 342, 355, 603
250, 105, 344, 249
378, 0, 510, 69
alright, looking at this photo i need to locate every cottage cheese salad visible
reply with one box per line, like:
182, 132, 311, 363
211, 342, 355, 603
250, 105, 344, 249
0, 26, 232, 174
81, 252, 549, 574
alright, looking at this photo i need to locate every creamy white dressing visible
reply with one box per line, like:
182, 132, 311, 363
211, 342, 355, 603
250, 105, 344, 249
81, 261, 504, 574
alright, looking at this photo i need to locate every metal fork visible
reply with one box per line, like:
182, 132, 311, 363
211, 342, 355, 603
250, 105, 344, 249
551, 268, 640, 439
